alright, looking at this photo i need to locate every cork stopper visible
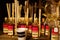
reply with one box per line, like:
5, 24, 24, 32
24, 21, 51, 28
5, 17, 7, 21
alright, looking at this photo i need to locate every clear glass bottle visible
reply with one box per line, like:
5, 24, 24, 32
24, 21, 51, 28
41, 17, 46, 38
44, 18, 50, 38
51, 20, 59, 40
32, 18, 39, 40
8, 17, 15, 37
27, 17, 32, 40
3, 17, 8, 35
45, 22, 50, 38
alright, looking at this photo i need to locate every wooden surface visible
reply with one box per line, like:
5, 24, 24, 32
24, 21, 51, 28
0, 34, 49, 40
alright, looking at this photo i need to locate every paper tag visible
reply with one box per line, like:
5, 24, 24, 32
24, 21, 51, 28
54, 28, 58, 32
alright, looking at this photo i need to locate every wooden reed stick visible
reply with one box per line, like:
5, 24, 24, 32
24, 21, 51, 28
34, 13, 36, 23
24, 1, 29, 25
19, 5, 22, 17
25, 1, 27, 17
12, 3, 15, 19
39, 9, 41, 37
14, 0, 18, 35
17, 1, 20, 19
26, 8, 29, 25
56, 5, 59, 18
6, 3, 11, 18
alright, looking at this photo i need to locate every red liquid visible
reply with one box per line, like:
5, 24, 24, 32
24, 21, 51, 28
17, 24, 26, 28
45, 25, 50, 37
41, 24, 45, 36
52, 28, 58, 35
51, 28, 59, 40
32, 25, 38, 39
28, 25, 32, 33
3, 23, 8, 34
8, 24, 14, 36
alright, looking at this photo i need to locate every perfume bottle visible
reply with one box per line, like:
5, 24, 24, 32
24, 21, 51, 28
41, 17, 46, 37
27, 17, 32, 40
45, 23, 50, 38
8, 17, 15, 36
51, 21, 59, 40
3, 17, 8, 34
32, 18, 39, 40
45, 19, 50, 38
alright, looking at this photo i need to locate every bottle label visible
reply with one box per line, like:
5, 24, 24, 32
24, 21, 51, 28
41, 25, 44, 33
45, 25, 50, 35
32, 25, 38, 38
20, 25, 26, 28
8, 25, 13, 35
18, 24, 26, 28
28, 25, 32, 33
3, 23, 8, 33
51, 28, 59, 40
51, 28, 58, 40
52, 28, 58, 35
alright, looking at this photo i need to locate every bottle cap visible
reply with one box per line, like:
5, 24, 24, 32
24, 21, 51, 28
5, 17, 7, 20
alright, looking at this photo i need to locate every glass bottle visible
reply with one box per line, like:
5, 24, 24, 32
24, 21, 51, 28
51, 20, 59, 40
8, 17, 15, 37
3, 17, 8, 35
32, 18, 39, 40
27, 17, 32, 40
43, 18, 50, 38
41, 17, 46, 37
45, 21, 50, 38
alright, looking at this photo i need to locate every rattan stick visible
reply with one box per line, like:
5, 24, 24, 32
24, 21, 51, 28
39, 9, 41, 37
19, 4, 22, 17
12, 3, 15, 18
17, 1, 20, 19
56, 6, 59, 18
6, 3, 11, 18
14, 0, 18, 35
34, 13, 36, 23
